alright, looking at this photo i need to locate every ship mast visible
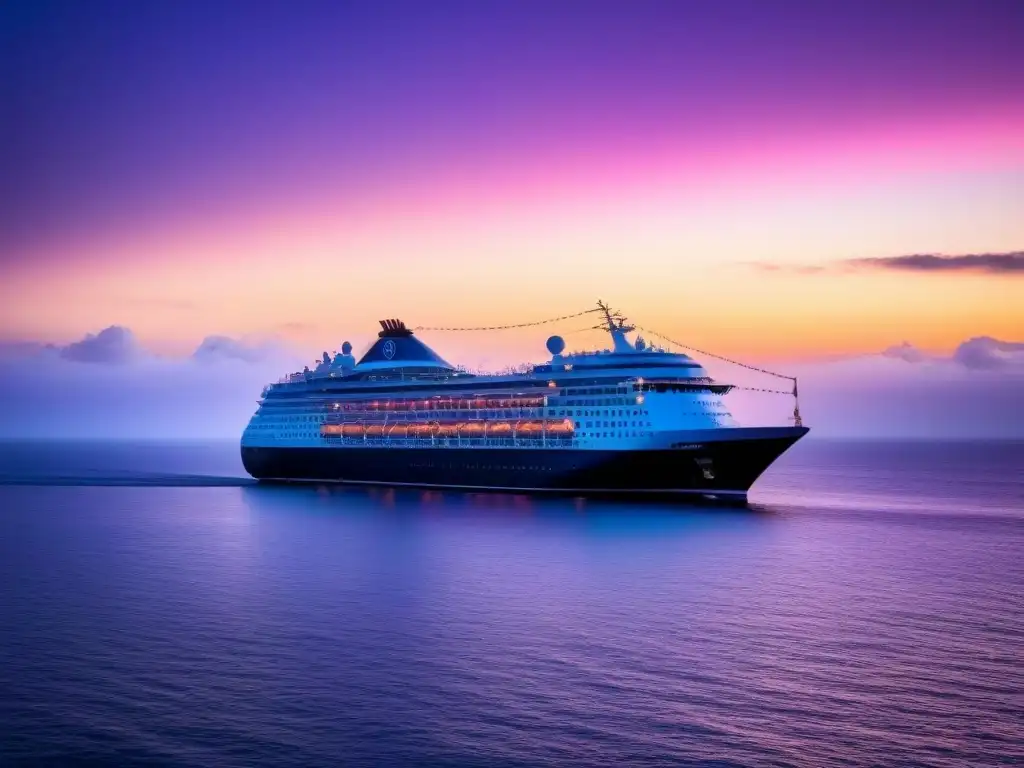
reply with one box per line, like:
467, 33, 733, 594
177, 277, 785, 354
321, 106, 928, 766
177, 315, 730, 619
596, 299, 636, 353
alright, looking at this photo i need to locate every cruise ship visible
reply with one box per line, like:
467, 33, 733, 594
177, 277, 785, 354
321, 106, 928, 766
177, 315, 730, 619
241, 303, 808, 501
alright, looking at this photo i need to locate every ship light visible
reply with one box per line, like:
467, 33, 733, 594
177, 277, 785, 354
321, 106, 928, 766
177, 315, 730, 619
564, 363, 573, 371
637, 377, 644, 385
636, 395, 645, 404
548, 380, 556, 388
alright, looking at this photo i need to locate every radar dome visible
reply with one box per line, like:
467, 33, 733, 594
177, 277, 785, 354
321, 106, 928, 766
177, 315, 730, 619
546, 335, 566, 355
341, 341, 352, 355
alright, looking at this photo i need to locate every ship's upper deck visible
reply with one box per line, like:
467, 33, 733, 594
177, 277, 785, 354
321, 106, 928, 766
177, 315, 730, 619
263, 306, 715, 401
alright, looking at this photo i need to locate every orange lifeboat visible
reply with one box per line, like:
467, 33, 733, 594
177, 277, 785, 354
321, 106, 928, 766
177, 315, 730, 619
516, 420, 542, 434
435, 423, 459, 438
408, 423, 434, 438
548, 419, 574, 439
547, 418, 574, 435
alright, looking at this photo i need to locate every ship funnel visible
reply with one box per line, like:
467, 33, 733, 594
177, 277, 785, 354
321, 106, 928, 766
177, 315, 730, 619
377, 319, 413, 337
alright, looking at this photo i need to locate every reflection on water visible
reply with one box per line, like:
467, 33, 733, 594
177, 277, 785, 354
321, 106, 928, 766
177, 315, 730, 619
1, 440, 1022, 766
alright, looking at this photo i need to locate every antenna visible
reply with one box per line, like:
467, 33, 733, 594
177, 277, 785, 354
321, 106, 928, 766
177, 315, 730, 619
596, 299, 616, 332
596, 299, 633, 334
595, 300, 636, 352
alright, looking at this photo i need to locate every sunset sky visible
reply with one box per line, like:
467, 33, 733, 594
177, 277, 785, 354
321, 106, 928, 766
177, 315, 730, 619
2, 1, 1022, 437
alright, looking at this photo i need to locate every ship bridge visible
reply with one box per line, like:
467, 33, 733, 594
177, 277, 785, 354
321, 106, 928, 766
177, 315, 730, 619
533, 303, 711, 381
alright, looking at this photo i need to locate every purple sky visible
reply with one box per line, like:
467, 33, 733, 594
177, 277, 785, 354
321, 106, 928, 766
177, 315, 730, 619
2, 0, 1022, 439
5, 0, 1023, 260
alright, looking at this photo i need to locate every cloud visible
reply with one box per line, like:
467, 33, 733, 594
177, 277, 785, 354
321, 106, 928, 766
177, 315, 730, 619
0, 341, 57, 360
192, 335, 277, 363
0, 326, 1020, 440
881, 341, 930, 364
870, 335, 1024, 371
721, 341, 1024, 439
750, 250, 1024, 275
849, 252, 1024, 274
1, 327, 287, 367
952, 336, 1024, 370
59, 326, 140, 364
873, 336, 1024, 372
0, 327, 304, 439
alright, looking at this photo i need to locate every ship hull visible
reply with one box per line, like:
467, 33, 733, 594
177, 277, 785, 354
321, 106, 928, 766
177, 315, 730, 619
241, 427, 807, 501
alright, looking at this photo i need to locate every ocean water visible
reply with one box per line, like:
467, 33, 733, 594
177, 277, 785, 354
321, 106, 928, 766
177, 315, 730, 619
0, 439, 1022, 767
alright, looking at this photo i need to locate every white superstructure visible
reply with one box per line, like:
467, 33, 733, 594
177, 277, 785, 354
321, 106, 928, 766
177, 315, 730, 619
242, 303, 740, 452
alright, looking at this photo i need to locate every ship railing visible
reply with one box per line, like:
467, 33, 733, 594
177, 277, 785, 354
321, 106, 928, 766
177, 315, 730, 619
632, 378, 732, 394
319, 434, 579, 449
266, 372, 308, 386
265, 364, 544, 390
324, 404, 549, 417
464, 367, 532, 379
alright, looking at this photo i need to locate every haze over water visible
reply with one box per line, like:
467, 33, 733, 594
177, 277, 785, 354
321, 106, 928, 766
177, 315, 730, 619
2, 439, 1021, 767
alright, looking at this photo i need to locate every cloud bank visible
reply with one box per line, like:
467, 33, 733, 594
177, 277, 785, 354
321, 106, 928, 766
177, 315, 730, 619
881, 341, 930, 364
851, 252, 1024, 274
750, 250, 1024, 276
686, 335, 1024, 439
59, 325, 140, 364
192, 335, 281, 363
875, 337, 1024, 371
0, 328, 304, 440
0, 326, 1021, 440
951, 337, 1024, 371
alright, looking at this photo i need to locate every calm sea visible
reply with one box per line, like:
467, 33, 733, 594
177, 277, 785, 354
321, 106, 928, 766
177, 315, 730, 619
1, 439, 1021, 767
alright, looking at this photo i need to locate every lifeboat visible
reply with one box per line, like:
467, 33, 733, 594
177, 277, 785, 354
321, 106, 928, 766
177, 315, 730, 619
408, 423, 434, 438
548, 418, 574, 435
547, 419, 574, 440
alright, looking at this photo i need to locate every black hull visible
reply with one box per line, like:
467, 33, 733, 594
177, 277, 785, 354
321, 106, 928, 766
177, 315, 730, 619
241, 428, 807, 500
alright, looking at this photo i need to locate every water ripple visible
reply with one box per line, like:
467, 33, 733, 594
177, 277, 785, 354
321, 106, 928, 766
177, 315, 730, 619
1, 441, 1022, 766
